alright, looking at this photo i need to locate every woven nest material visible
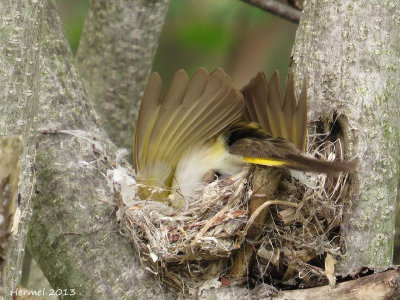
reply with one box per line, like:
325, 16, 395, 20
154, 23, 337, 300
124, 170, 251, 261
110, 138, 350, 295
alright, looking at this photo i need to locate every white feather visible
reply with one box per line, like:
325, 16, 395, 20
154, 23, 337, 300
172, 137, 244, 203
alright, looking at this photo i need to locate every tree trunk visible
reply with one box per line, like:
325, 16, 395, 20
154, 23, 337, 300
23, 0, 175, 299
0, 1, 43, 297
291, 0, 400, 273
76, 0, 169, 156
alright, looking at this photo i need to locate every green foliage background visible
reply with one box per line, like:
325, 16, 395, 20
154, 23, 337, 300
56, 0, 297, 87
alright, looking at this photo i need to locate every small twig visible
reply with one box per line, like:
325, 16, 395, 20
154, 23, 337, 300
243, 200, 299, 234
190, 205, 230, 246
241, 0, 302, 23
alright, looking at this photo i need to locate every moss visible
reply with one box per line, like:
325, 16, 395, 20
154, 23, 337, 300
383, 123, 391, 139
36, 165, 55, 183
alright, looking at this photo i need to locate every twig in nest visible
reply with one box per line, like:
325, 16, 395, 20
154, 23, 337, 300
242, 200, 299, 235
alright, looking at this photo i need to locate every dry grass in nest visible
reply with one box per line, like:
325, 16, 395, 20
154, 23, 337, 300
116, 170, 251, 294
252, 138, 350, 288
111, 138, 350, 295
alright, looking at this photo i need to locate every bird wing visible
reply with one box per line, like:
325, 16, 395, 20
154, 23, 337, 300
134, 68, 245, 191
241, 70, 307, 151
236, 71, 356, 175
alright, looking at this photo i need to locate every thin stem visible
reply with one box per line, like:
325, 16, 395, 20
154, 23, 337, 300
241, 0, 301, 23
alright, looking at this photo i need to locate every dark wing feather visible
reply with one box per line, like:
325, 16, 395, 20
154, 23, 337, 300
282, 72, 295, 141
241, 73, 272, 134
267, 70, 285, 139
292, 78, 307, 150
241, 70, 308, 151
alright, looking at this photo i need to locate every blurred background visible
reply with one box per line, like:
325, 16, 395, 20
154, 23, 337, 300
56, 0, 297, 88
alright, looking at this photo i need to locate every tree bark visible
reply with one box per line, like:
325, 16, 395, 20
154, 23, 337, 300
290, 0, 400, 272
21, 1, 175, 299
0, 1, 43, 298
272, 269, 400, 300
76, 0, 170, 156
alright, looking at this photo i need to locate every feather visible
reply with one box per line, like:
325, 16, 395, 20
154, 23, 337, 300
229, 137, 357, 176
234, 70, 356, 175
133, 68, 244, 199
293, 78, 307, 150
241, 70, 308, 150
282, 71, 295, 142
267, 70, 285, 139
134, 72, 162, 174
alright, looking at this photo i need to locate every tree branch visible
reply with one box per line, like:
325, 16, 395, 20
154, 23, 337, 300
241, 0, 301, 23
272, 269, 400, 300
76, 0, 170, 156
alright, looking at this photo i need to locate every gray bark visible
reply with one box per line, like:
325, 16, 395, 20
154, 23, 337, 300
291, 0, 400, 272
76, 0, 170, 157
0, 1, 43, 298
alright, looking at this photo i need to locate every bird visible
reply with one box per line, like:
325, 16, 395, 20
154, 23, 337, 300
133, 68, 356, 207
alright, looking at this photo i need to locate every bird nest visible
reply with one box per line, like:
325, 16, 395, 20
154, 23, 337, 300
109, 138, 351, 295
